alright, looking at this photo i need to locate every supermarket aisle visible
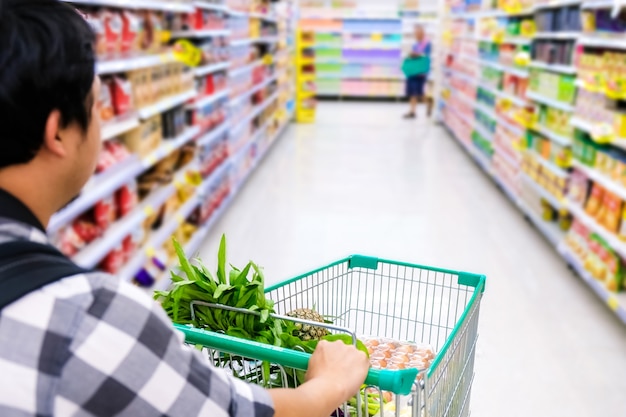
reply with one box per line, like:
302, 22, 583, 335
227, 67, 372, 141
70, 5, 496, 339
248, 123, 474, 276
200, 102, 626, 417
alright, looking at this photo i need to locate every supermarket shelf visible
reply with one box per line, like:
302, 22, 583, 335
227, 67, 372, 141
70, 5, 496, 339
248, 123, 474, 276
479, 59, 529, 78
578, 34, 626, 49
494, 145, 521, 169
316, 92, 404, 98
518, 200, 564, 247
566, 200, 626, 260
141, 126, 202, 167
571, 160, 626, 201
231, 36, 279, 46
48, 126, 200, 234
444, 67, 477, 85
197, 121, 230, 147
255, 36, 280, 44
529, 61, 577, 74
559, 246, 626, 325
530, 150, 570, 178
533, 0, 582, 10
475, 101, 498, 121
534, 31, 581, 39
475, 82, 527, 107
190, 89, 230, 109
316, 74, 404, 81
498, 114, 526, 137
450, 9, 507, 19
152, 118, 291, 291
137, 90, 197, 120
526, 90, 574, 112
521, 172, 565, 208
96, 53, 174, 75
194, 61, 230, 77
229, 74, 278, 107
231, 91, 280, 131
171, 29, 230, 39
532, 123, 572, 146
61, 0, 194, 12
581, 0, 614, 9
570, 116, 626, 150
72, 182, 178, 269
229, 59, 264, 77
119, 160, 232, 282
442, 119, 494, 176
101, 113, 140, 142
194, 1, 228, 12
445, 116, 626, 326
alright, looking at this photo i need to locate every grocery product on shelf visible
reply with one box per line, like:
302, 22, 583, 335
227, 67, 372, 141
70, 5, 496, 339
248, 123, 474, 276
442, 0, 626, 322
50, 0, 295, 290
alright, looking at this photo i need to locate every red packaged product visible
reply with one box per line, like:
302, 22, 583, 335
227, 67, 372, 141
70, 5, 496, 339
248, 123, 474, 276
99, 79, 115, 122
96, 145, 117, 174
105, 139, 131, 162
85, 11, 107, 58
94, 195, 117, 230
100, 245, 125, 274
102, 9, 122, 58
122, 235, 137, 263
72, 218, 102, 244
121, 11, 142, 56
109, 77, 134, 116
116, 182, 138, 218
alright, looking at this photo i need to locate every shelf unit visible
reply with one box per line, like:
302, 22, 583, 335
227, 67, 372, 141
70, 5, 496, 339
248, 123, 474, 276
55, 0, 296, 290
441, 0, 626, 324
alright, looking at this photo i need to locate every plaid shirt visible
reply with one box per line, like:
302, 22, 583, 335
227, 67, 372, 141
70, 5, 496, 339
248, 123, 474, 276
0, 217, 275, 417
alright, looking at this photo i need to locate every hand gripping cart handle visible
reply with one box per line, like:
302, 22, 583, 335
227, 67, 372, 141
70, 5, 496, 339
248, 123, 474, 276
175, 323, 419, 395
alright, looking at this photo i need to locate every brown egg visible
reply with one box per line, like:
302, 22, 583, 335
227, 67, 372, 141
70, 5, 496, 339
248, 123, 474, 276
397, 344, 415, 354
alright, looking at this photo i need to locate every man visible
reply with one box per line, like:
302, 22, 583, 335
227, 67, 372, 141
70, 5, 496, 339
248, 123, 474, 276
0, 1, 369, 416
403, 25, 432, 119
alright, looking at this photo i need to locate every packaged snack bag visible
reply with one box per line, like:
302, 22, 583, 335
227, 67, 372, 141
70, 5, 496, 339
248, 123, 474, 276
94, 195, 117, 231
121, 10, 142, 56
102, 9, 122, 58
99, 79, 115, 122
585, 183, 605, 216
116, 182, 138, 218
600, 192, 623, 233
110, 76, 134, 116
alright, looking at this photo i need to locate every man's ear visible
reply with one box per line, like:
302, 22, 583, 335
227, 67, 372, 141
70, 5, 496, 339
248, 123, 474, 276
43, 109, 67, 158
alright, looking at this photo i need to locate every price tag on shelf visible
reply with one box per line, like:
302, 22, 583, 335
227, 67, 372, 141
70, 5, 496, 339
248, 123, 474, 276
591, 123, 615, 144
145, 246, 156, 258
144, 205, 156, 218
160, 31, 172, 44
175, 214, 185, 225
608, 295, 619, 312
144, 153, 159, 167
371, 33, 383, 42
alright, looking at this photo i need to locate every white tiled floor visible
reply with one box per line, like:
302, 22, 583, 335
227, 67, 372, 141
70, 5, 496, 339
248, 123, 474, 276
200, 102, 626, 417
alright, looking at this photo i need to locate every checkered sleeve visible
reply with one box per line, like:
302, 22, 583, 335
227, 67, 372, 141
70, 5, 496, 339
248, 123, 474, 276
54, 275, 275, 417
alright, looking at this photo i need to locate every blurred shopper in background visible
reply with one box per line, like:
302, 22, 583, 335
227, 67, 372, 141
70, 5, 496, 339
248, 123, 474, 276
403, 25, 432, 119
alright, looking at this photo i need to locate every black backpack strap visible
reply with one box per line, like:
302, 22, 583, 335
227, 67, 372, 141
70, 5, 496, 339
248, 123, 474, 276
0, 240, 90, 310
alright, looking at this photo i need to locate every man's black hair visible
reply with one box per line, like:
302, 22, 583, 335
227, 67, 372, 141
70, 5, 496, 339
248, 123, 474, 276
0, 0, 96, 168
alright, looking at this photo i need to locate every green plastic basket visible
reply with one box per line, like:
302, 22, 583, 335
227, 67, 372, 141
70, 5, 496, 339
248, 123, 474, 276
402, 56, 431, 77
174, 255, 486, 417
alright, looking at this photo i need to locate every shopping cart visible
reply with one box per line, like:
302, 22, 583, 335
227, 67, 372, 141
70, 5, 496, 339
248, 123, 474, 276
175, 255, 486, 417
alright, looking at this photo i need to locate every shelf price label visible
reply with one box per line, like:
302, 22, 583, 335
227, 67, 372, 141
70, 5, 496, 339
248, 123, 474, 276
608, 295, 619, 312
591, 123, 614, 144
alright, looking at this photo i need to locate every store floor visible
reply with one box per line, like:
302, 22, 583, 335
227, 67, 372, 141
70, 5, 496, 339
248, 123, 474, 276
201, 102, 626, 417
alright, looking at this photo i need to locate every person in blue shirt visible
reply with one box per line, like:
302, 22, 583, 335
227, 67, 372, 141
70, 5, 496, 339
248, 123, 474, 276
404, 25, 432, 119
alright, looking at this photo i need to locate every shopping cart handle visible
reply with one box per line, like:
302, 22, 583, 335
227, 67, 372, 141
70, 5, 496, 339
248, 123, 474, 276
175, 324, 418, 395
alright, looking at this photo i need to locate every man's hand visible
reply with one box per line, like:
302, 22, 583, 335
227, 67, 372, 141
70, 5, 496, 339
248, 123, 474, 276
306, 340, 369, 402
270, 340, 369, 417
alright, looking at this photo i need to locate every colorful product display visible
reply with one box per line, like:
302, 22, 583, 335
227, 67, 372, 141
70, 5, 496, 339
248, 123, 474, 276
50, 0, 296, 290
443, 0, 626, 322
